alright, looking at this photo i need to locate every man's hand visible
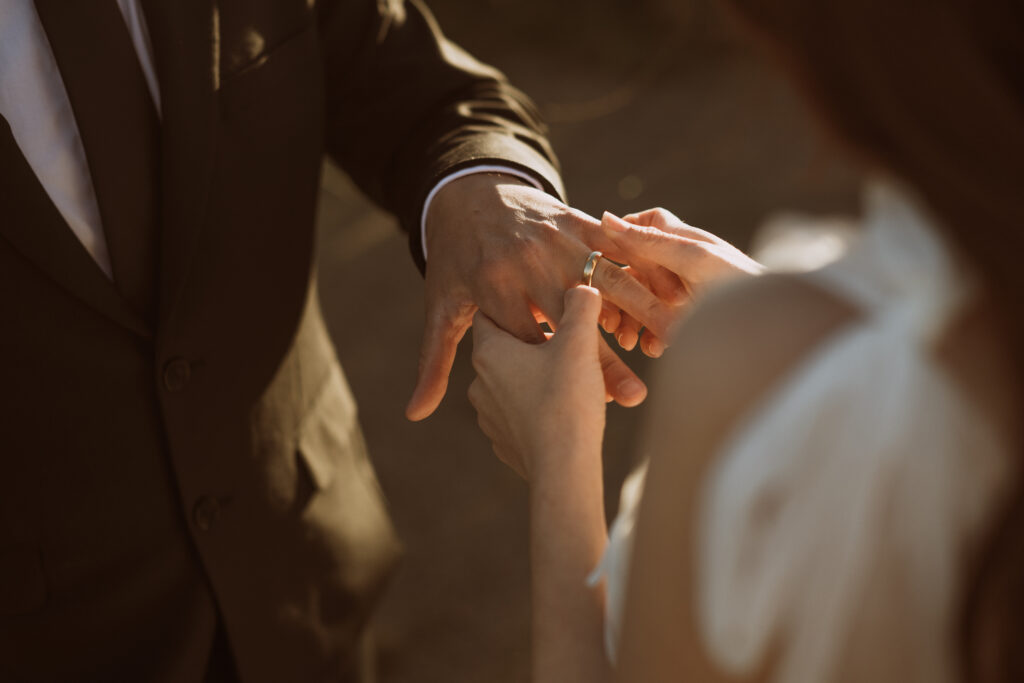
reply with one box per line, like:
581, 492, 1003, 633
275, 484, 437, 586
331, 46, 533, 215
405, 173, 678, 421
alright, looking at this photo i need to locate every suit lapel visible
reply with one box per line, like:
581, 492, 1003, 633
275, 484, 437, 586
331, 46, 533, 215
1, 1, 218, 336
0, 114, 151, 337
139, 0, 218, 329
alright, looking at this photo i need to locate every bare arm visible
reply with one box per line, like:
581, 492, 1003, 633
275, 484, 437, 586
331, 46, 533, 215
469, 286, 612, 682
529, 441, 610, 683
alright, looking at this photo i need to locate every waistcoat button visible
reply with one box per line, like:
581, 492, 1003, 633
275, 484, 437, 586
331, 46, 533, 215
162, 358, 191, 392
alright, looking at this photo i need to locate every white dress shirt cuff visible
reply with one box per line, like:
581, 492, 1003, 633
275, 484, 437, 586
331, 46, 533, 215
419, 165, 544, 262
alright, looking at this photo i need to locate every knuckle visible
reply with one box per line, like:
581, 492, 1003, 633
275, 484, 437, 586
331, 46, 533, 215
685, 239, 711, 261
598, 261, 629, 288
637, 224, 661, 243
538, 217, 562, 233
651, 207, 679, 228
670, 238, 702, 263
564, 209, 592, 232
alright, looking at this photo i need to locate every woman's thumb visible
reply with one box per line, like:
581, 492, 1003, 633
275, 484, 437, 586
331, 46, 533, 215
557, 285, 603, 343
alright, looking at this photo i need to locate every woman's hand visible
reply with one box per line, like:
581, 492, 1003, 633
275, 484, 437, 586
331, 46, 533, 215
469, 285, 609, 481
601, 208, 764, 356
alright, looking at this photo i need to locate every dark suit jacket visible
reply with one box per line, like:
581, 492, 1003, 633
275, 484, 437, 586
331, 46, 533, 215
0, 1, 563, 681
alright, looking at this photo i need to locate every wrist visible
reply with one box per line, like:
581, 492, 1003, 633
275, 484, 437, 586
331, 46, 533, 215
421, 166, 542, 262
527, 418, 605, 490
426, 172, 533, 246
529, 439, 607, 557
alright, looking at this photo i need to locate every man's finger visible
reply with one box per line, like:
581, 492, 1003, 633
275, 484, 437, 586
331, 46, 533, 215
406, 305, 473, 421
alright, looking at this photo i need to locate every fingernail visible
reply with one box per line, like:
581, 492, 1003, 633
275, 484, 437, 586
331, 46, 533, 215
602, 211, 626, 232
672, 286, 689, 305
648, 339, 666, 358
617, 378, 644, 399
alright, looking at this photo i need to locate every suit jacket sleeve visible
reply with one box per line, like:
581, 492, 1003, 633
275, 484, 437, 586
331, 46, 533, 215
316, 0, 564, 271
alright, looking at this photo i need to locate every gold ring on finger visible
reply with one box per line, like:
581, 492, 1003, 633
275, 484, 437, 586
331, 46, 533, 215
582, 251, 603, 287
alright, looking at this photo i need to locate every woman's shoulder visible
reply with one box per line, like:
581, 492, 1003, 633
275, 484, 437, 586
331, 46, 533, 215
676, 271, 859, 355
652, 272, 861, 447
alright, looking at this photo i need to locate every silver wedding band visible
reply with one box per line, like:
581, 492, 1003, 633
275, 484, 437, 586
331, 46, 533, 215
581, 251, 603, 287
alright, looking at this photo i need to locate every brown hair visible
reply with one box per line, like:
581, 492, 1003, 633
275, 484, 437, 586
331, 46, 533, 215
723, 1, 1024, 680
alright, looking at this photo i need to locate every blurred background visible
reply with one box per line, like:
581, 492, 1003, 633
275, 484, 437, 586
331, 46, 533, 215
315, 1, 862, 680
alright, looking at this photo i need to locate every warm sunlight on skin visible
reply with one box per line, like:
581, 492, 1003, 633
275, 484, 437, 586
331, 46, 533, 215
407, 174, 681, 420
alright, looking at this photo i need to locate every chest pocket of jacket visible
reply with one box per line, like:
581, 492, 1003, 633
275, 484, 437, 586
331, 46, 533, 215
218, 20, 321, 117
0, 546, 47, 617
218, 0, 315, 79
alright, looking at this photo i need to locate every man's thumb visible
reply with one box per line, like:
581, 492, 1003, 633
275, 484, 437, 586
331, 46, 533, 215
406, 309, 469, 421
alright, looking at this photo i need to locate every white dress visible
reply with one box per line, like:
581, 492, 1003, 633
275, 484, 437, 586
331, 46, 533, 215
591, 179, 1014, 682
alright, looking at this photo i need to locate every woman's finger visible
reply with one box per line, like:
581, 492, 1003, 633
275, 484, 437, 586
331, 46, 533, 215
639, 329, 667, 358
541, 285, 646, 405
471, 309, 509, 348
557, 285, 603, 343
623, 264, 687, 306
622, 206, 681, 231
600, 300, 622, 334
590, 257, 676, 340
597, 336, 647, 406
470, 309, 531, 378
622, 207, 716, 244
615, 311, 642, 351
601, 211, 706, 279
